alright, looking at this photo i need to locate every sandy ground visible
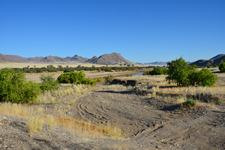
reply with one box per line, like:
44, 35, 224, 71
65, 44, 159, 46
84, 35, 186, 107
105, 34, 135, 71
1, 73, 225, 149
0, 84, 225, 149
26, 71, 141, 83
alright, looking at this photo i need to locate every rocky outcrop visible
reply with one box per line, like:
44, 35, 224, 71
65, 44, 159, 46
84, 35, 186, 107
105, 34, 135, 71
110, 79, 137, 86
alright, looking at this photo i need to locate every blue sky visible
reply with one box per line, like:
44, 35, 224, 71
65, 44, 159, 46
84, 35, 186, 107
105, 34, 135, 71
0, 0, 224, 63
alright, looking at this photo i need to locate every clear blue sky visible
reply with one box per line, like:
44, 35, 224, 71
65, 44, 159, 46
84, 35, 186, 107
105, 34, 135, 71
0, 0, 224, 63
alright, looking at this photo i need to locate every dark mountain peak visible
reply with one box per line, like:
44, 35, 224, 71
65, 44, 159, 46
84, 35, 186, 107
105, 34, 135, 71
71, 55, 88, 62
210, 54, 225, 60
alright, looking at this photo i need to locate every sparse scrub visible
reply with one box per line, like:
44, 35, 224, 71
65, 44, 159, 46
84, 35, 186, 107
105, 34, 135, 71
82, 88, 88, 95
39, 74, 59, 91
182, 99, 196, 108
152, 87, 156, 97
50, 97, 56, 104
69, 99, 76, 105
46, 115, 55, 129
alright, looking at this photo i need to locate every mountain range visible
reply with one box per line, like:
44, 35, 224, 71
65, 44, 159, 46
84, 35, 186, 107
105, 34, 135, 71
136, 61, 167, 66
0, 53, 135, 65
190, 54, 225, 66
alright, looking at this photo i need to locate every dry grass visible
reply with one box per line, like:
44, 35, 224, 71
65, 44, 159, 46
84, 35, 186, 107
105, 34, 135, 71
0, 102, 123, 137
36, 84, 89, 105
0, 103, 30, 116
69, 99, 76, 105
101, 84, 133, 91
27, 113, 44, 133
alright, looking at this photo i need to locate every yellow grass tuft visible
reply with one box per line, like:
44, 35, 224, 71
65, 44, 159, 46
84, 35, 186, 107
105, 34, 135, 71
27, 114, 44, 133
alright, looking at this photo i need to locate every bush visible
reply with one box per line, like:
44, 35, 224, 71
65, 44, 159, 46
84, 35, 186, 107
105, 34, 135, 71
195, 69, 218, 87
166, 57, 218, 87
57, 71, 96, 86
39, 74, 59, 91
144, 67, 168, 75
0, 68, 41, 103
166, 57, 193, 86
94, 77, 103, 83
183, 99, 196, 108
47, 68, 58, 72
219, 62, 225, 72
105, 74, 114, 83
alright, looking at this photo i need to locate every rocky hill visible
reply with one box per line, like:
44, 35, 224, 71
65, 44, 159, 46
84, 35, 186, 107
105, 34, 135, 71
86, 53, 134, 65
190, 54, 225, 66
0, 53, 14, 62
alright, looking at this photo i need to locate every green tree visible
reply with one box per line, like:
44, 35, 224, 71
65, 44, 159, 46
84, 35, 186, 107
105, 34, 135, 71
166, 57, 192, 86
167, 57, 218, 87
0, 68, 41, 103
219, 62, 225, 72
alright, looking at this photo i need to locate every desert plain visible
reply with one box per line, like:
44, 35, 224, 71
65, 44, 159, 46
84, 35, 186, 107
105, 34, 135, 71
0, 64, 225, 150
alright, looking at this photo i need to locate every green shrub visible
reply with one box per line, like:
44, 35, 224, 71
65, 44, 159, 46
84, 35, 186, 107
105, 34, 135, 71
166, 57, 218, 87
0, 68, 41, 103
219, 62, 225, 72
94, 77, 103, 83
105, 74, 114, 83
144, 67, 168, 75
47, 68, 58, 72
183, 99, 196, 108
195, 69, 218, 87
57, 71, 96, 86
39, 74, 59, 91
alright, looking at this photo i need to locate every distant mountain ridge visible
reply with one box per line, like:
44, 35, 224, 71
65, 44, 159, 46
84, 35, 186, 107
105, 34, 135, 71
0, 53, 135, 65
137, 61, 167, 66
190, 54, 225, 66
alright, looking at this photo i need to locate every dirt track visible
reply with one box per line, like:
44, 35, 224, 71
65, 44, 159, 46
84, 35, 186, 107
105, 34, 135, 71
1, 84, 225, 149
66, 86, 225, 149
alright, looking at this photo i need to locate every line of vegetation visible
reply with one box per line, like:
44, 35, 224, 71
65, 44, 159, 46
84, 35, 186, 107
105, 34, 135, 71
12, 65, 148, 73
57, 71, 101, 86
0, 68, 100, 103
